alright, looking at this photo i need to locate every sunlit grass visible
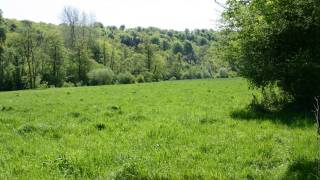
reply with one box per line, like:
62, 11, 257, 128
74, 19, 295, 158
0, 78, 318, 179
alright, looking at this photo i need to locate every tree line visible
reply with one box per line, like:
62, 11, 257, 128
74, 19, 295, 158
0, 7, 235, 91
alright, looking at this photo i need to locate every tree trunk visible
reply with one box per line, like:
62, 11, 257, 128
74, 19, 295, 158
78, 48, 81, 82
315, 97, 320, 135
0, 54, 4, 88
53, 45, 57, 86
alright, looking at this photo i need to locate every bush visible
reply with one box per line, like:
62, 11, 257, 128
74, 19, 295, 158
117, 72, 135, 84
38, 81, 49, 89
228, 71, 238, 78
152, 72, 163, 82
136, 75, 145, 83
63, 82, 75, 87
181, 70, 197, 80
194, 71, 203, 79
250, 86, 290, 112
181, 72, 190, 80
143, 72, 154, 82
87, 68, 115, 85
219, 68, 228, 78
201, 70, 212, 79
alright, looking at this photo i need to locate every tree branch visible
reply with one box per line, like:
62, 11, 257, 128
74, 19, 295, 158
214, 0, 228, 9
314, 96, 320, 135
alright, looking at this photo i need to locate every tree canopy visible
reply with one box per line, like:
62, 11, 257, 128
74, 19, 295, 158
222, 0, 320, 105
0, 7, 236, 91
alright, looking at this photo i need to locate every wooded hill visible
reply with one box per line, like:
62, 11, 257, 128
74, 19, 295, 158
0, 8, 235, 91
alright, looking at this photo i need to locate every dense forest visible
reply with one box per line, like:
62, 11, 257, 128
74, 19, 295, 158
0, 7, 236, 91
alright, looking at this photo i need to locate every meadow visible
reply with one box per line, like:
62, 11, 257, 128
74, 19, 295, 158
0, 78, 318, 179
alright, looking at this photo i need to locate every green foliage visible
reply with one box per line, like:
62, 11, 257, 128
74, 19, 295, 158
223, 0, 320, 105
172, 41, 184, 54
42, 31, 66, 87
0, 9, 9, 90
142, 71, 154, 82
150, 35, 160, 46
160, 39, 170, 50
0, 8, 235, 91
249, 85, 290, 113
62, 81, 75, 87
120, 34, 141, 47
87, 68, 115, 85
219, 67, 228, 78
117, 72, 135, 84
197, 37, 208, 46
182, 66, 203, 79
136, 74, 145, 83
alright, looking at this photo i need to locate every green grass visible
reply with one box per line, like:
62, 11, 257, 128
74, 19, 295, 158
0, 78, 318, 179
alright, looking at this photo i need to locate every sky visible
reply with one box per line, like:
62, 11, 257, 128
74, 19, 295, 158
0, 0, 224, 31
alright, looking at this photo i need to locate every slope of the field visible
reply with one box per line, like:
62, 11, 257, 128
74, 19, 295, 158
0, 79, 318, 179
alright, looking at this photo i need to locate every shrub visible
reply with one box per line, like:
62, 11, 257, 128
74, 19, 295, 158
228, 71, 238, 78
194, 71, 203, 79
219, 68, 228, 78
136, 74, 145, 83
250, 86, 290, 112
181, 72, 190, 80
182, 70, 196, 80
143, 72, 154, 82
181, 67, 206, 80
87, 68, 115, 85
117, 72, 135, 84
38, 81, 49, 89
201, 70, 212, 79
152, 72, 163, 82
63, 82, 75, 87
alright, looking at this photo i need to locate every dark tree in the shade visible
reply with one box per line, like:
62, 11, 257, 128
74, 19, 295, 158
223, 0, 320, 105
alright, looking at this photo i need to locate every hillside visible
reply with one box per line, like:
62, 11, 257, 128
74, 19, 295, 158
0, 79, 317, 179
1, 12, 235, 91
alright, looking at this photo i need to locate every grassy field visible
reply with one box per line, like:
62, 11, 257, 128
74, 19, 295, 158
0, 78, 318, 179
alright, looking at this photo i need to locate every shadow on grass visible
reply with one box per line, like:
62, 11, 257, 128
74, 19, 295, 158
282, 159, 320, 180
230, 105, 315, 128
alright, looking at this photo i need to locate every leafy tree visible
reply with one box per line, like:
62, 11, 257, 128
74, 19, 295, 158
183, 41, 195, 64
197, 37, 208, 46
88, 68, 114, 85
160, 39, 170, 51
223, 0, 320, 105
120, 25, 125, 31
0, 9, 7, 89
169, 53, 184, 80
61, 6, 79, 48
62, 7, 93, 84
150, 36, 160, 46
129, 53, 146, 75
19, 21, 40, 88
42, 31, 65, 87
172, 41, 183, 54
144, 43, 156, 72
4, 32, 28, 90
97, 39, 112, 66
